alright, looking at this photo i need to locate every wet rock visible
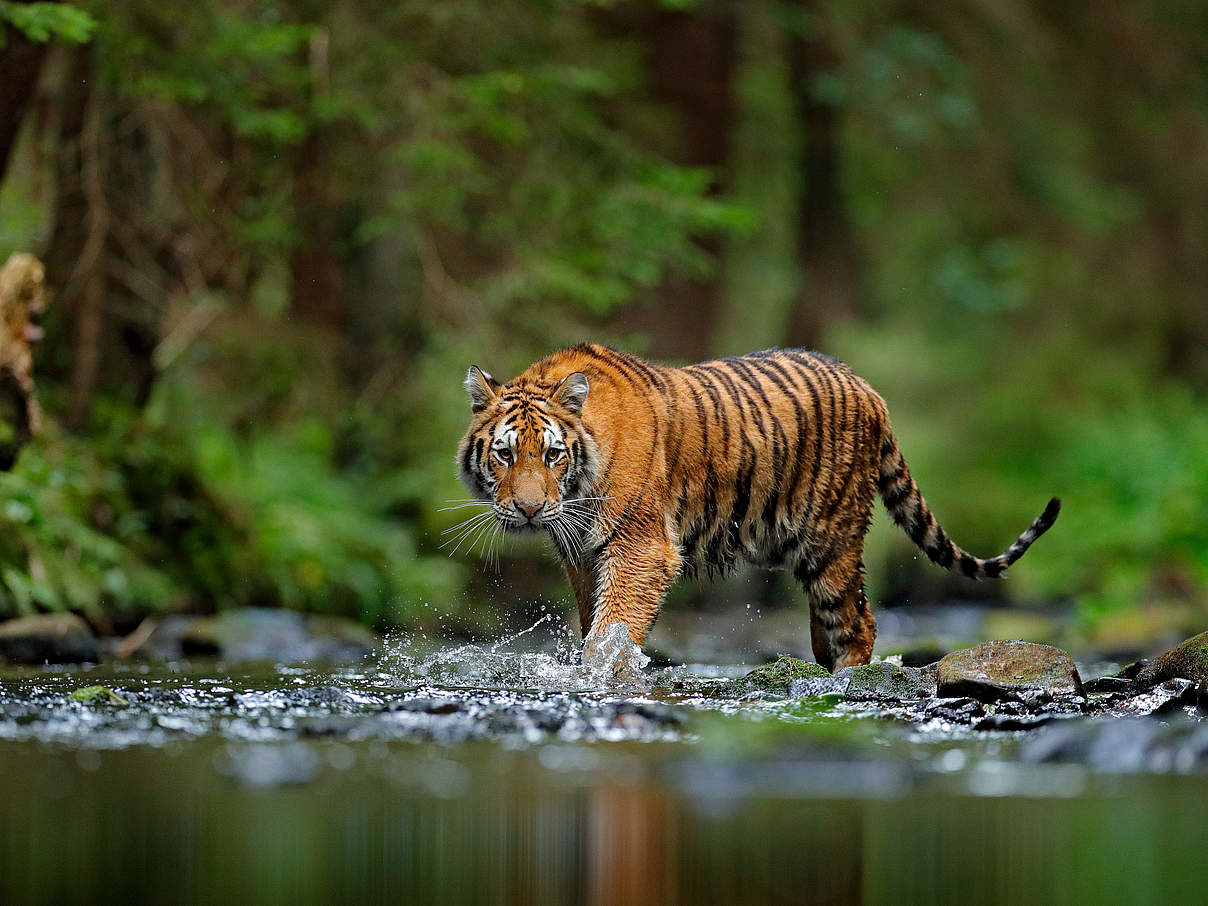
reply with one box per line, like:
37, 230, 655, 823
741, 656, 831, 694
923, 697, 986, 722
140, 608, 377, 663
843, 662, 934, 702
389, 697, 465, 715
1134, 631, 1208, 690
788, 675, 850, 699
611, 701, 686, 727
936, 640, 1085, 702
1110, 659, 1149, 681
70, 686, 128, 706
1021, 719, 1208, 773
296, 717, 362, 738
1083, 675, 1134, 694
975, 712, 1059, 732
0, 613, 99, 664
1112, 679, 1206, 717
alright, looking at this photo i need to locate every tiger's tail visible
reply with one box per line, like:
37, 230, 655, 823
876, 428, 1060, 579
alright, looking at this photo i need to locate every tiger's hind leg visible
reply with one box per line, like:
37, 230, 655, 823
795, 550, 877, 671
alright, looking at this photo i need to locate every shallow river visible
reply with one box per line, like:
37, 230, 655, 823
1, 626, 1205, 904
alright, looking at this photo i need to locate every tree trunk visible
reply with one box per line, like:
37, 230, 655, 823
623, 3, 738, 362
0, 23, 47, 183
786, 5, 862, 348
289, 131, 347, 330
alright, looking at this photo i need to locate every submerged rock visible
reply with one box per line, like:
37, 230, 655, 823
1134, 631, 1208, 690
1021, 718, 1208, 773
936, 640, 1084, 702
1112, 679, 1206, 717
742, 656, 830, 694
923, 697, 986, 722
843, 662, 934, 702
0, 613, 99, 664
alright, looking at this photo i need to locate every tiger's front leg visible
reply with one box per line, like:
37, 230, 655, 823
581, 523, 682, 651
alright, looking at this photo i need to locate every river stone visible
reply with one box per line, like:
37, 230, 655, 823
843, 661, 935, 702
1134, 631, 1208, 690
153, 608, 377, 663
936, 640, 1084, 702
0, 613, 99, 664
743, 656, 831, 693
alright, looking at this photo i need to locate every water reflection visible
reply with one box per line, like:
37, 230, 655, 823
2, 740, 1206, 904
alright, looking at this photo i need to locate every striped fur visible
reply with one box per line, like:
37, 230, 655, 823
457, 344, 1060, 670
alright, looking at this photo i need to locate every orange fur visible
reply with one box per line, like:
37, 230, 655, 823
458, 345, 1059, 669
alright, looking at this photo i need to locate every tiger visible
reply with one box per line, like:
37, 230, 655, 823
456, 343, 1060, 670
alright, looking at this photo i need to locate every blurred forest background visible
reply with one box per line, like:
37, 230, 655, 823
1, 0, 1205, 647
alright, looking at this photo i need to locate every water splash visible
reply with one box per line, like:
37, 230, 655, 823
581, 621, 650, 685
380, 617, 651, 692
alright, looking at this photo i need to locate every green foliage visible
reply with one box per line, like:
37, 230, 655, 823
1, 0, 1206, 643
0, 1, 95, 45
0, 427, 177, 618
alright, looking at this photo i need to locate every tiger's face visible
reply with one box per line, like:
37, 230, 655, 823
457, 366, 598, 534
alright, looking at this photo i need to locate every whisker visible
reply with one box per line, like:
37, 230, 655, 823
439, 512, 496, 552
440, 511, 495, 537
437, 501, 494, 513
447, 515, 496, 558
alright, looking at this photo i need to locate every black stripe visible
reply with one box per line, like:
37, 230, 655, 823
754, 355, 811, 519
726, 440, 757, 551
960, 552, 980, 578
790, 358, 827, 526
883, 479, 913, 511
587, 345, 657, 394
823, 375, 856, 520
908, 505, 930, 545
664, 376, 688, 478
683, 368, 728, 455
934, 536, 956, 569
461, 441, 475, 477
744, 359, 796, 480
730, 359, 789, 526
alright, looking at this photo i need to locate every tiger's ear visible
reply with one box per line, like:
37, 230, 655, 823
464, 366, 500, 412
553, 372, 589, 415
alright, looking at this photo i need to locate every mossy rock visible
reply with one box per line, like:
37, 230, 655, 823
937, 640, 1084, 702
1134, 631, 1208, 689
71, 686, 128, 706
741, 656, 831, 693
844, 661, 934, 702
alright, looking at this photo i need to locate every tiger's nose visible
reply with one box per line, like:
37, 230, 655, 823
515, 501, 544, 520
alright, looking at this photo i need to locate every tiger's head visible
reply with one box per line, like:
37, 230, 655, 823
457, 366, 599, 534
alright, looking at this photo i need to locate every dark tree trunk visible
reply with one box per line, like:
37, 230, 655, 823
42, 47, 106, 431
625, 3, 738, 361
787, 5, 862, 348
0, 24, 47, 182
289, 131, 347, 330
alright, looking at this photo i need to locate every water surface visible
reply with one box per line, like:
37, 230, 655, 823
1, 624, 1204, 904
